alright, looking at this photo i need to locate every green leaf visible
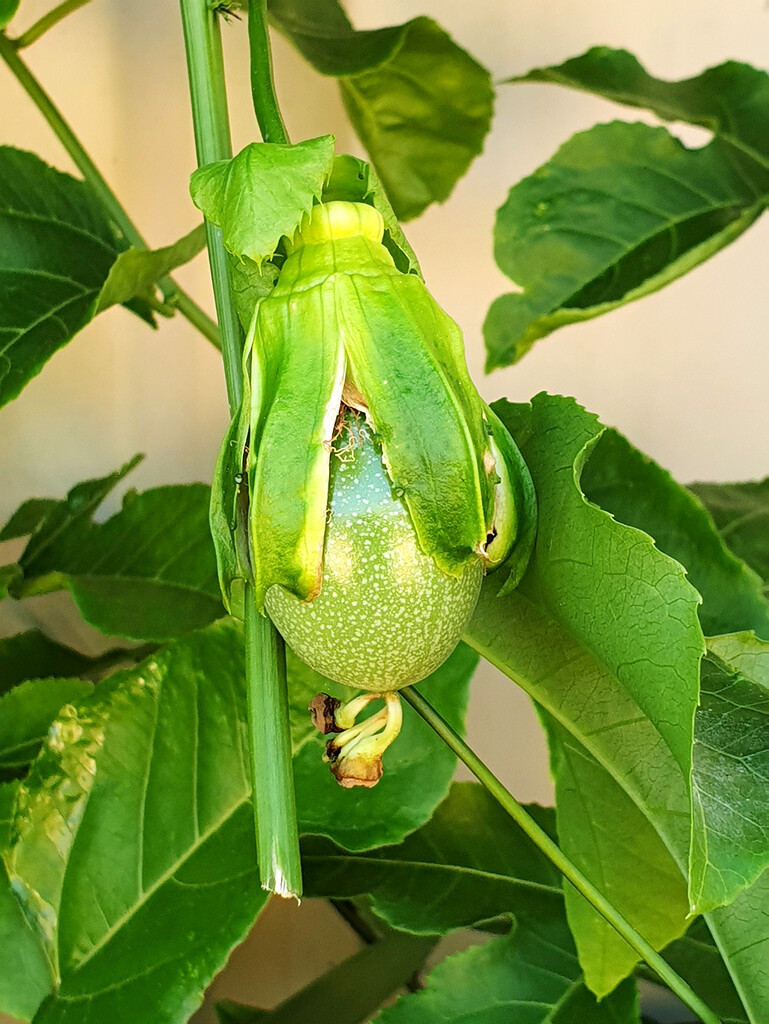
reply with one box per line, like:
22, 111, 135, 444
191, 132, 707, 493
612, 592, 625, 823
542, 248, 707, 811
189, 136, 336, 264
580, 429, 769, 638
291, 648, 477, 851
0, 677, 93, 770
227, 253, 279, 331
0, 148, 144, 405
0, 782, 54, 1021
479, 394, 704, 776
483, 122, 767, 369
373, 925, 640, 1024
690, 477, 769, 594
706, 871, 769, 1024
216, 931, 435, 1024
6, 620, 269, 1024
269, 2, 493, 220
690, 634, 769, 912
0, 498, 59, 541
514, 48, 769, 169
0, 0, 20, 29
96, 223, 206, 313
10, 466, 223, 642
0, 632, 97, 698
302, 783, 562, 931
544, 718, 690, 997
662, 918, 749, 1024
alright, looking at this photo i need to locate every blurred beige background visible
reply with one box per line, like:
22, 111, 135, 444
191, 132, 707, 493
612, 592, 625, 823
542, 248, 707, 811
2, 0, 769, 1020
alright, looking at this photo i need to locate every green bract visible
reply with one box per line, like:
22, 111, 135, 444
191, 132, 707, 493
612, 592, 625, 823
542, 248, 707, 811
208, 173, 535, 693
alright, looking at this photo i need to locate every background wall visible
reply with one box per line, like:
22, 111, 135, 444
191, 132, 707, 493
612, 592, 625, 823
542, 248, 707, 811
2, 0, 769, 1019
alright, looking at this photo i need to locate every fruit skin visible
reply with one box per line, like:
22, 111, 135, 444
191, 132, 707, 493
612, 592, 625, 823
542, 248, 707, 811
265, 414, 483, 693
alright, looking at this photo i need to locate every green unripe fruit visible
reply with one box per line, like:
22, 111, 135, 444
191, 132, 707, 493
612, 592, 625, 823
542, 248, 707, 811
265, 413, 483, 692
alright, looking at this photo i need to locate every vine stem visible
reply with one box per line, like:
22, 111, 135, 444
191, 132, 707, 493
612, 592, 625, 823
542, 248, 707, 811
0, 30, 221, 349
247, 0, 289, 144
401, 686, 722, 1024
12, 0, 94, 49
180, 0, 303, 899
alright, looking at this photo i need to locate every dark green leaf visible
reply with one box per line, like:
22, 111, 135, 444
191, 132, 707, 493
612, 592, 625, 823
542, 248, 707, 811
581, 429, 769, 638
544, 718, 690, 997
216, 931, 435, 1024
662, 918, 749, 1024
0, 782, 54, 1020
0, 148, 143, 405
690, 478, 769, 594
691, 635, 769, 912
514, 48, 769, 169
0, 562, 20, 599
0, 0, 20, 30
190, 136, 335, 264
291, 645, 477, 850
0, 632, 97, 698
302, 782, 562, 933
0, 498, 59, 541
269, 2, 493, 220
0, 677, 93, 770
6, 621, 268, 1024
11, 468, 223, 642
374, 923, 640, 1024
483, 122, 767, 369
96, 223, 206, 313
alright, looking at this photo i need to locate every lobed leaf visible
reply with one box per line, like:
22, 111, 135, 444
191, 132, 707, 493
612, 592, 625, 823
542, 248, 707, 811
269, 0, 493, 220
96, 223, 206, 313
514, 48, 769, 169
374, 922, 640, 1024
6, 461, 223, 642
0, 147, 150, 406
189, 136, 336, 265
6, 621, 268, 1024
581, 429, 769, 638
484, 121, 768, 368
543, 718, 690, 997
691, 634, 769, 912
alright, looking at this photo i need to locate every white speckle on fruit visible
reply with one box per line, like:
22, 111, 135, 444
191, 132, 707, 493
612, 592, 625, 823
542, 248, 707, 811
265, 411, 483, 692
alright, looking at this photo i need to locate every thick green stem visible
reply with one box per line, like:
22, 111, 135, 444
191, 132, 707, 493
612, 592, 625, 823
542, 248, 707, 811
180, 0, 302, 898
0, 31, 220, 348
12, 0, 93, 49
401, 686, 722, 1024
247, 0, 289, 144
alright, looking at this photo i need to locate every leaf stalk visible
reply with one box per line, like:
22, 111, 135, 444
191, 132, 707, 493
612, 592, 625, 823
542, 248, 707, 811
401, 685, 722, 1024
0, 31, 220, 349
247, 0, 289, 144
11, 0, 93, 49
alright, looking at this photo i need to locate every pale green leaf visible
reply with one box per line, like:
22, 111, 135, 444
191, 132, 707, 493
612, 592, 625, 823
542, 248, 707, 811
0, 782, 54, 1020
544, 718, 690, 997
269, 1, 493, 220
484, 122, 767, 369
96, 223, 206, 312
7, 621, 268, 1024
0, 677, 93, 770
189, 136, 335, 264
